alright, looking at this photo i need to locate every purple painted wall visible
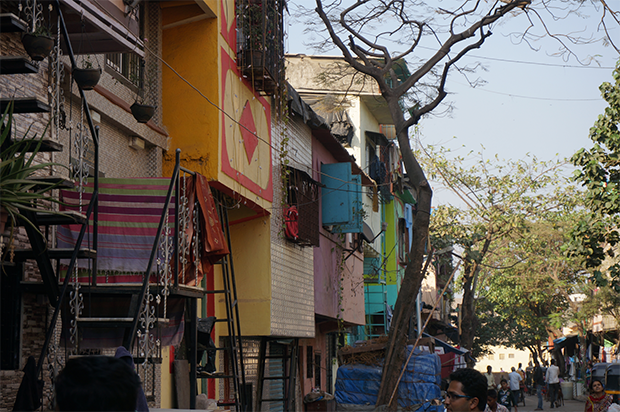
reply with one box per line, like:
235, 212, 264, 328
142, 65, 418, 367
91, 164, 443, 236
312, 136, 365, 326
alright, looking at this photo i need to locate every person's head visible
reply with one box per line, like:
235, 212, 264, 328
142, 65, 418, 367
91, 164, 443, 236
511, 367, 515, 372
487, 389, 498, 409
55, 356, 141, 411
445, 368, 487, 412
535, 361, 540, 367
590, 379, 605, 395
487, 365, 492, 373
500, 379, 508, 390
518, 363, 522, 369
550, 359, 555, 365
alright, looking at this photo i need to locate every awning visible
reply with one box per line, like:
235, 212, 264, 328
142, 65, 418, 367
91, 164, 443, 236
552, 334, 579, 350
423, 332, 468, 356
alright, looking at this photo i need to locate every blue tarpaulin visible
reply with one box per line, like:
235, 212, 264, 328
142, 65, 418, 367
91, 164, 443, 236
335, 347, 442, 410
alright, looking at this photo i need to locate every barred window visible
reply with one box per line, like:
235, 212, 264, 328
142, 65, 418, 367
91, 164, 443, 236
105, 53, 143, 88
285, 167, 319, 247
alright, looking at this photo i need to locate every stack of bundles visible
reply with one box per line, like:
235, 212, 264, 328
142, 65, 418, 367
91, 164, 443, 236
335, 346, 441, 411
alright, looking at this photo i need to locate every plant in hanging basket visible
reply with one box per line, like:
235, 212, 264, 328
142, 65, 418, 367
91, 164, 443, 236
21, 26, 54, 61
130, 102, 156, 123
72, 67, 101, 91
129, 57, 158, 123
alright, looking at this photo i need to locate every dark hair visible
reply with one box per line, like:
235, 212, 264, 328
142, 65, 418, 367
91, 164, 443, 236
488, 389, 498, 399
590, 379, 605, 392
449, 368, 487, 411
55, 356, 141, 411
500, 378, 508, 384
551, 359, 555, 365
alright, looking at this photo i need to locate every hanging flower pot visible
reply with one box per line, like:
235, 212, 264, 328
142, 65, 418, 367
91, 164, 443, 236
72, 67, 101, 91
21, 33, 54, 61
130, 102, 156, 124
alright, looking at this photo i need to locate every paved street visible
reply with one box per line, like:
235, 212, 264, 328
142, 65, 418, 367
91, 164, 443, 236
511, 394, 585, 412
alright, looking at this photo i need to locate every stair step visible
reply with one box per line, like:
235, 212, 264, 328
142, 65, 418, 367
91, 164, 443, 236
2, 137, 63, 152
76, 317, 170, 328
1, 97, 50, 113
197, 372, 235, 379
0, 56, 38, 74
29, 210, 86, 226
25, 176, 75, 191
12, 247, 96, 261
0, 14, 27, 33
261, 376, 289, 380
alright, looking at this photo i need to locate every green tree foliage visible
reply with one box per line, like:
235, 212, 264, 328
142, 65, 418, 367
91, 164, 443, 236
475, 213, 590, 363
571, 61, 620, 290
422, 145, 579, 359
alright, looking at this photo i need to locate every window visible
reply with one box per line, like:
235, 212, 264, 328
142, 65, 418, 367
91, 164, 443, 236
106, 53, 143, 89
488, 354, 494, 360
508, 353, 515, 359
306, 346, 313, 379
398, 218, 409, 264
285, 167, 319, 246
499, 354, 505, 360
314, 352, 322, 387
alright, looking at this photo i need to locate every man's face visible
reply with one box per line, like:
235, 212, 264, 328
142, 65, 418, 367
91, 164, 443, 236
445, 380, 478, 412
487, 396, 497, 409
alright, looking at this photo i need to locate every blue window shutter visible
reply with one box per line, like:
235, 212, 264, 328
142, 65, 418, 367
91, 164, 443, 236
332, 174, 363, 233
321, 163, 352, 225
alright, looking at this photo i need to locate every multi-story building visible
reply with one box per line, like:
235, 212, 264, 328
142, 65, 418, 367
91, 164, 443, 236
1, 0, 169, 409
286, 54, 457, 370
1, 2, 429, 411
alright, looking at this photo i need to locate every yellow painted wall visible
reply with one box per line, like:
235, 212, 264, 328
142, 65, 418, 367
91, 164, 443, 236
228, 215, 272, 336
162, 13, 219, 179
160, 347, 173, 408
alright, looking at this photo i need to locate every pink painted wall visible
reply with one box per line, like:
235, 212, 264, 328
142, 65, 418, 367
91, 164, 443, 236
312, 137, 365, 326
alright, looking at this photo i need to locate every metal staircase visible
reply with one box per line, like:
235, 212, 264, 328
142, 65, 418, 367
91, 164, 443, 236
255, 337, 299, 412
193, 191, 248, 411
3, 3, 248, 410
2, 3, 202, 409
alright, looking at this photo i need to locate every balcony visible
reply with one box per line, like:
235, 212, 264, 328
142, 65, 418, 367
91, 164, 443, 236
236, 0, 284, 95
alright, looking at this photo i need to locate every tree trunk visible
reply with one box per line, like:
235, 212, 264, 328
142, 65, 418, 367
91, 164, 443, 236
460, 268, 478, 366
375, 127, 432, 409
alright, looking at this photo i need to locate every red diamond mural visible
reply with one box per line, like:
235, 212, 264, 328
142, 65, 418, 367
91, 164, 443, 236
239, 100, 258, 163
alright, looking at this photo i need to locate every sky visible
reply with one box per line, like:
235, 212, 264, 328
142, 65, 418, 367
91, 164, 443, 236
284, 1, 619, 206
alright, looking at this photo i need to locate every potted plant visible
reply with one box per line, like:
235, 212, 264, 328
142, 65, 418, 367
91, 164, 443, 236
72, 55, 101, 91
21, 25, 54, 61
130, 60, 157, 124
0, 102, 67, 247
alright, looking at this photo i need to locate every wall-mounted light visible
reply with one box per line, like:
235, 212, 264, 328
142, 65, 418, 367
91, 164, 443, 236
129, 136, 145, 150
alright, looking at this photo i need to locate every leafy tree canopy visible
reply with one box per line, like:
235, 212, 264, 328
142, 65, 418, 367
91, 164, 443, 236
570, 61, 620, 290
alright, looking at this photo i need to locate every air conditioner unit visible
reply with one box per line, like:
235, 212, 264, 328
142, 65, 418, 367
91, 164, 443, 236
129, 136, 145, 150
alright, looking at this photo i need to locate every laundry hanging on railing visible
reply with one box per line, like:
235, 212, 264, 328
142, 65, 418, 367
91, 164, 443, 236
173, 173, 229, 286
57, 175, 229, 286
57, 177, 175, 283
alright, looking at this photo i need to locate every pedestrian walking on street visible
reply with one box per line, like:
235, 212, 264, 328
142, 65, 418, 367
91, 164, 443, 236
509, 367, 522, 411
444, 368, 488, 412
533, 361, 545, 410
485, 389, 510, 412
584, 379, 613, 412
546, 359, 560, 409
486, 366, 496, 390
499, 379, 516, 412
